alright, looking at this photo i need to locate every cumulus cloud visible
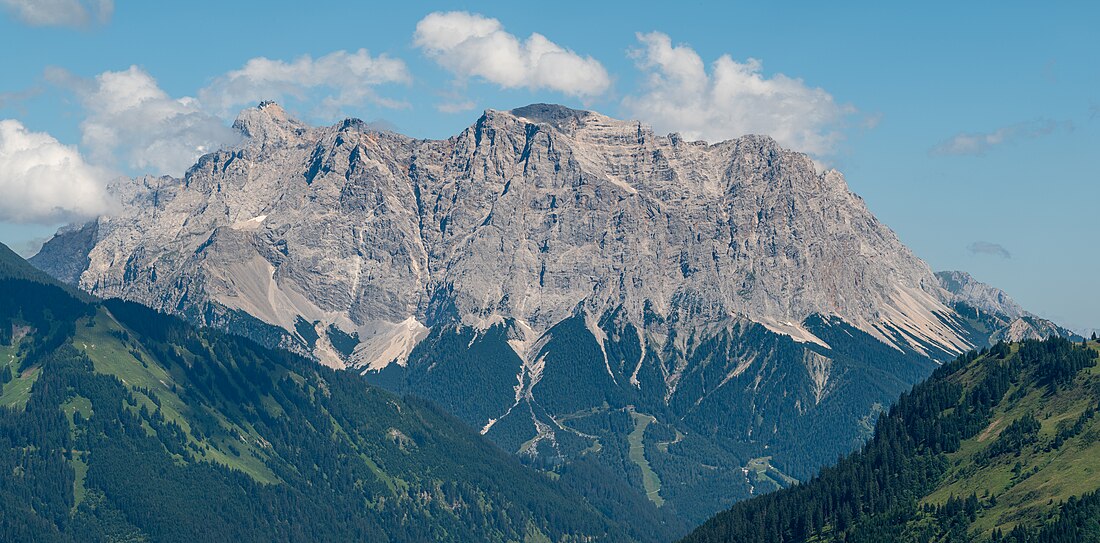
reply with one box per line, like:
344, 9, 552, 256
967, 241, 1012, 259
0, 0, 112, 27
932, 119, 1071, 156
0, 119, 111, 224
414, 11, 611, 98
621, 32, 853, 155
198, 49, 412, 117
49, 66, 241, 177
42, 49, 411, 178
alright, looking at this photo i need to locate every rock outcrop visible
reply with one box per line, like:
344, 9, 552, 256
937, 270, 1078, 342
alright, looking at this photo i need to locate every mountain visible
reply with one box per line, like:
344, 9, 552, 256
937, 271, 1080, 343
30, 102, 1074, 522
0, 243, 678, 542
682, 336, 1100, 542
33, 101, 980, 367
0, 242, 90, 302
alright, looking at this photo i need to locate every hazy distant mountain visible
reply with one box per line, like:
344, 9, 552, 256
31, 102, 1075, 522
937, 270, 1080, 344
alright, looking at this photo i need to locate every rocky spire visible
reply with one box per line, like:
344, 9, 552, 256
232, 101, 308, 146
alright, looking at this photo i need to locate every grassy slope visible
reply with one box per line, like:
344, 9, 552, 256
628, 408, 664, 506
72, 307, 281, 484
919, 341, 1100, 536
0, 337, 38, 409
0, 366, 39, 408
682, 337, 1100, 543
60, 394, 92, 508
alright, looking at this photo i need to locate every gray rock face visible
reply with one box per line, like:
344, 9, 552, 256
936, 270, 1026, 319
937, 270, 1078, 343
35, 102, 976, 367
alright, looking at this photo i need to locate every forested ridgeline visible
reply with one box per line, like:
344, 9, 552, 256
682, 336, 1100, 543
0, 245, 676, 542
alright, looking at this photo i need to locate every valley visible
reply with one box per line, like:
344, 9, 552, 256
683, 337, 1100, 542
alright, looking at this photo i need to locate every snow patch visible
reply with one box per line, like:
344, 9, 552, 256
231, 214, 268, 230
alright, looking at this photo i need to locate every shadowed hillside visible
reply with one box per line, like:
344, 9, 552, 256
683, 335, 1100, 542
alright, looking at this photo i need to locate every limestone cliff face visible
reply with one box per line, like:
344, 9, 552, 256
937, 270, 1078, 343
34, 102, 978, 368
937, 270, 1027, 319
34, 102, 1079, 519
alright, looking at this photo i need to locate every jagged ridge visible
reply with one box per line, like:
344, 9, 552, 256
35, 102, 986, 367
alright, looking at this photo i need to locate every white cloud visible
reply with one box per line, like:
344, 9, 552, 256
436, 99, 476, 114
43, 49, 410, 179
53, 66, 241, 177
198, 49, 412, 117
931, 120, 1069, 156
0, 119, 111, 224
0, 0, 112, 27
621, 32, 853, 155
414, 11, 611, 98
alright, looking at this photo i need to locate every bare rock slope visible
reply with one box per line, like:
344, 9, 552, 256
937, 270, 1078, 343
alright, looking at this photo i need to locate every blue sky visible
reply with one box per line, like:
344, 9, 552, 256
0, 1, 1097, 330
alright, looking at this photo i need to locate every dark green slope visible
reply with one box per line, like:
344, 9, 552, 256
0, 245, 673, 542
371, 310, 946, 526
0, 242, 91, 302
682, 336, 1100, 543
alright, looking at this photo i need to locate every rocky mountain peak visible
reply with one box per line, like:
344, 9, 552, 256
508, 103, 592, 130
937, 270, 1026, 319
936, 270, 1079, 343
232, 100, 308, 145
